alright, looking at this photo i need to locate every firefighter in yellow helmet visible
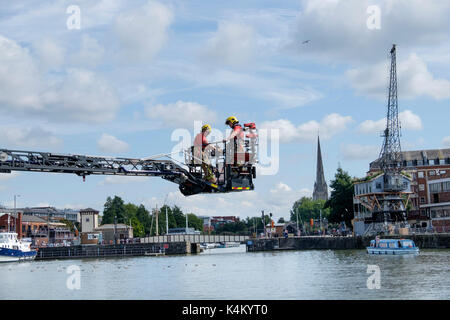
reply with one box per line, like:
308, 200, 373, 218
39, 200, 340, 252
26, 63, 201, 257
223, 116, 245, 164
193, 124, 217, 183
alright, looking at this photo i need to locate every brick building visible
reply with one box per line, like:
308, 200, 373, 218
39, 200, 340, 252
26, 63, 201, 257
369, 148, 450, 232
0, 212, 74, 245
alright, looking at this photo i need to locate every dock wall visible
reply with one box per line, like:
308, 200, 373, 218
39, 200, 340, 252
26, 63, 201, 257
36, 242, 192, 260
246, 234, 450, 252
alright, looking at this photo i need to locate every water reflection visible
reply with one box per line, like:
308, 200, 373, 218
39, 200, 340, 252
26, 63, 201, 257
0, 247, 448, 299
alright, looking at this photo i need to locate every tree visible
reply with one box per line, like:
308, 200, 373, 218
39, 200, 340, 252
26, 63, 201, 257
136, 204, 152, 235
214, 220, 248, 234
290, 197, 329, 225
277, 217, 285, 224
130, 216, 145, 238
187, 213, 203, 232
324, 167, 354, 228
102, 196, 126, 224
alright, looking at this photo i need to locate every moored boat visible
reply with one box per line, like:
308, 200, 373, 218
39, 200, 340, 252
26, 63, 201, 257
367, 238, 419, 255
0, 232, 37, 262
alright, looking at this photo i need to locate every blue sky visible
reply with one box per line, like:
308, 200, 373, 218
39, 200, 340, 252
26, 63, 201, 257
0, 0, 449, 221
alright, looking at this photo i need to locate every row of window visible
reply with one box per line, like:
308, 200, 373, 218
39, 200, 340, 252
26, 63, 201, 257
429, 181, 450, 193
404, 158, 450, 167
417, 170, 447, 178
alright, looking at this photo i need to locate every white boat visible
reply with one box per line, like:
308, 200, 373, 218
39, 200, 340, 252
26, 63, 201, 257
367, 238, 419, 255
0, 232, 37, 262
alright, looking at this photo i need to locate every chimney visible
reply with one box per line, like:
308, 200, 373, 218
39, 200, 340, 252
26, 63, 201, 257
17, 212, 23, 239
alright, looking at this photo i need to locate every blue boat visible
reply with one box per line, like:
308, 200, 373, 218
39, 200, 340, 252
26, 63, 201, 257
0, 232, 37, 262
367, 238, 419, 255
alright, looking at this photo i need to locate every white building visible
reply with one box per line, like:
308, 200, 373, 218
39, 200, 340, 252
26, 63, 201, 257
80, 208, 99, 233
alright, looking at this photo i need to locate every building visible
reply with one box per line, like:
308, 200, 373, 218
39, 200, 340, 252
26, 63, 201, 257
80, 208, 99, 233
265, 222, 285, 237
369, 148, 450, 232
353, 172, 412, 235
211, 216, 239, 229
313, 136, 328, 201
95, 224, 133, 244
0, 212, 74, 246
168, 227, 201, 235
12, 206, 80, 223
198, 216, 213, 233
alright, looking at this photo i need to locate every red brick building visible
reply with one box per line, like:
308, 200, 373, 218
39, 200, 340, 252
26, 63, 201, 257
0, 212, 75, 246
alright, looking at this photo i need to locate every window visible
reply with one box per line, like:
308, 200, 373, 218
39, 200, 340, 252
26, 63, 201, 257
429, 159, 435, 165
420, 197, 426, 204
376, 183, 382, 189
85, 217, 90, 222
418, 171, 424, 178
417, 160, 423, 166
419, 184, 425, 191
407, 161, 413, 167
429, 170, 435, 176
430, 183, 441, 193
439, 170, 446, 175
445, 181, 450, 192
440, 159, 445, 165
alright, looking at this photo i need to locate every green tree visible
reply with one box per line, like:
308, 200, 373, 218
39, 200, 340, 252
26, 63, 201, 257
277, 217, 285, 224
187, 213, 203, 232
324, 167, 354, 228
136, 204, 152, 235
102, 196, 127, 224
290, 197, 329, 224
130, 216, 145, 238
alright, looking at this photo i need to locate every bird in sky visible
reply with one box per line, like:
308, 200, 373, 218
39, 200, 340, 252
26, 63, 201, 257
302, 40, 311, 44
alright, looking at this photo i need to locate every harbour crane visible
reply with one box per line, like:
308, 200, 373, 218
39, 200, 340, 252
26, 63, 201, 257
0, 123, 258, 197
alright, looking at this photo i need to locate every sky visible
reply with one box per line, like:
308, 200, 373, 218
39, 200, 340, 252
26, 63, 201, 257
0, 0, 449, 221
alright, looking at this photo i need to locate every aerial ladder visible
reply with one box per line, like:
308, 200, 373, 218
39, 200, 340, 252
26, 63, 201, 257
0, 123, 258, 197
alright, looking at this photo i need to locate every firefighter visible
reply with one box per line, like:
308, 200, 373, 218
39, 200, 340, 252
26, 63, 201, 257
223, 116, 245, 164
193, 124, 217, 183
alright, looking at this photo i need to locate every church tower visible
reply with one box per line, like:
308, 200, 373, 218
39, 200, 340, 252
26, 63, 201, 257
313, 136, 328, 201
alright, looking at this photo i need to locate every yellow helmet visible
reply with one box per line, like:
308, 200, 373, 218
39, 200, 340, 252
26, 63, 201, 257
225, 116, 238, 125
202, 124, 211, 132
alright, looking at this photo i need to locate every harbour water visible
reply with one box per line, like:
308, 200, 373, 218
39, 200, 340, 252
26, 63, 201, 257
1, 246, 449, 300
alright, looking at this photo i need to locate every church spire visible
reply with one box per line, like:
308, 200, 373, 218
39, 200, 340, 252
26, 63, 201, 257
313, 136, 328, 201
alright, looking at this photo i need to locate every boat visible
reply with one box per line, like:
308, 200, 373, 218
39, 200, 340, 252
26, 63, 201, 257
367, 238, 419, 255
217, 242, 241, 248
0, 232, 38, 262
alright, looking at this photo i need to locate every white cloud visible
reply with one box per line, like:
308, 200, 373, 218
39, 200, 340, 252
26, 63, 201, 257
99, 176, 147, 186
0, 172, 20, 181
260, 113, 353, 143
0, 126, 62, 148
41, 69, 120, 123
70, 35, 105, 68
97, 134, 130, 153
146, 100, 217, 128
62, 204, 88, 210
34, 38, 64, 70
141, 183, 311, 221
289, 0, 450, 64
204, 21, 256, 68
347, 54, 450, 100
443, 136, 450, 148
0, 35, 42, 110
114, 0, 173, 62
358, 110, 423, 134
340, 144, 379, 160
0, 35, 120, 123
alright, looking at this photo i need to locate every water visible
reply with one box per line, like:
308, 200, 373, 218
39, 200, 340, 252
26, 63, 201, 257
1, 246, 449, 299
